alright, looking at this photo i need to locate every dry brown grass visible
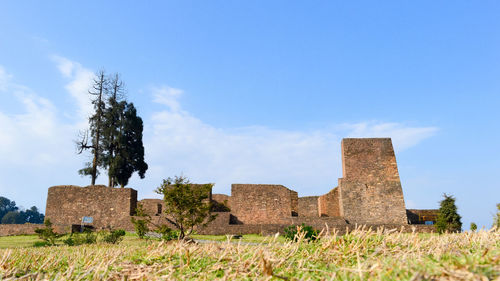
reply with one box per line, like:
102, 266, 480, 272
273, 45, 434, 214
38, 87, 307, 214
0, 227, 498, 280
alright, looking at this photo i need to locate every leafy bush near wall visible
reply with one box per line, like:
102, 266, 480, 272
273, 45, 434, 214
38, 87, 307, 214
34, 219, 62, 246
284, 224, 319, 242
100, 229, 126, 244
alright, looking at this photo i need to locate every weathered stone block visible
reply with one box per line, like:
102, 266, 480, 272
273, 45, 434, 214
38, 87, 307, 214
45, 185, 137, 230
338, 138, 407, 224
230, 184, 297, 224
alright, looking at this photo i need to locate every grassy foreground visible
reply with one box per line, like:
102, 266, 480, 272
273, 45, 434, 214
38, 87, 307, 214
0, 228, 498, 280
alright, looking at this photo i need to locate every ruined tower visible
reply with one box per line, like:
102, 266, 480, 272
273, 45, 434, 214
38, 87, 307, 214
338, 138, 408, 224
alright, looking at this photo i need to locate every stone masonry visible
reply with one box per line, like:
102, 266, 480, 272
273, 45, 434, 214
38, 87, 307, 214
338, 138, 408, 224
45, 185, 137, 230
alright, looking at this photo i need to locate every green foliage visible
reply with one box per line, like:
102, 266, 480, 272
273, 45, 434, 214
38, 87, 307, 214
105, 102, 148, 188
32, 241, 50, 247
1, 211, 24, 224
470, 222, 477, 232
100, 229, 126, 244
22, 206, 44, 224
63, 229, 97, 246
155, 176, 216, 239
284, 224, 319, 242
0, 197, 44, 224
155, 225, 179, 241
436, 193, 462, 233
34, 219, 62, 246
131, 203, 151, 239
0, 196, 18, 221
494, 203, 500, 229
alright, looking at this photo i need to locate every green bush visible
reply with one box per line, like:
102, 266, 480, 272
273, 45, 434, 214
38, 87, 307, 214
101, 229, 126, 244
34, 219, 62, 246
470, 222, 477, 232
155, 225, 179, 241
62, 229, 97, 246
131, 203, 150, 239
284, 224, 319, 242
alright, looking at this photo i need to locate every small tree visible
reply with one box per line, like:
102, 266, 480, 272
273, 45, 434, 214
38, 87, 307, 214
155, 176, 216, 240
34, 219, 62, 246
470, 222, 477, 232
436, 193, 462, 233
494, 203, 500, 229
130, 203, 151, 239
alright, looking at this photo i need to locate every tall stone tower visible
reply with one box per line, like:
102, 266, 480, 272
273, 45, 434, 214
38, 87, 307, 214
338, 138, 408, 224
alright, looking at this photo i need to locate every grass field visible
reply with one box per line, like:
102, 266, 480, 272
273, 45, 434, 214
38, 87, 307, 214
0, 228, 498, 280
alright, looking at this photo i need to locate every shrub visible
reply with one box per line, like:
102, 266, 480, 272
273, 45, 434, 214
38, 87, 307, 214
436, 193, 462, 233
63, 229, 97, 246
284, 224, 319, 242
470, 222, 477, 232
131, 203, 150, 239
34, 219, 62, 246
155, 225, 179, 241
101, 229, 126, 244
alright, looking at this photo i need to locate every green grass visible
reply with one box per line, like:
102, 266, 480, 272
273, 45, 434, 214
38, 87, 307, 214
0, 228, 498, 280
0, 235, 39, 249
192, 233, 287, 243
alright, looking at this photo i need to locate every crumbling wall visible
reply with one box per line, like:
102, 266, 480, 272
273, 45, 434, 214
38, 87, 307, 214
318, 187, 341, 217
139, 199, 164, 216
298, 196, 319, 217
45, 185, 137, 230
212, 194, 231, 211
407, 209, 439, 224
338, 138, 407, 224
230, 184, 297, 224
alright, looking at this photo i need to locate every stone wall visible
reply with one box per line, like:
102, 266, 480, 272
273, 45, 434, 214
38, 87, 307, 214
212, 194, 231, 211
338, 138, 408, 224
407, 209, 439, 224
139, 199, 164, 217
230, 184, 297, 224
0, 224, 70, 236
318, 187, 341, 217
298, 196, 319, 217
45, 185, 137, 230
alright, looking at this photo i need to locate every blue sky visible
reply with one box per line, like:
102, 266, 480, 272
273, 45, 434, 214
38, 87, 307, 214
0, 1, 499, 229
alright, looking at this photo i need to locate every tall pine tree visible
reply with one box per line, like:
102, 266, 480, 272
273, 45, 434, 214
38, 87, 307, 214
107, 102, 148, 188
436, 193, 462, 233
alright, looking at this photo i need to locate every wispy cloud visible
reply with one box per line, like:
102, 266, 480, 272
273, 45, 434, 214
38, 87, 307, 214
0, 66, 72, 167
342, 122, 439, 152
51, 55, 94, 127
0, 66, 13, 92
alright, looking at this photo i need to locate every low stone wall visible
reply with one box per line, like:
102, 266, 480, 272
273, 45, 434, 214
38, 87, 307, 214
0, 224, 70, 236
298, 196, 319, 217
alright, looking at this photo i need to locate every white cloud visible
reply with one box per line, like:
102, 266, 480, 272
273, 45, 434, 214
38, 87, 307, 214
0, 67, 73, 167
0, 65, 12, 92
51, 55, 94, 127
152, 86, 183, 112
342, 122, 439, 152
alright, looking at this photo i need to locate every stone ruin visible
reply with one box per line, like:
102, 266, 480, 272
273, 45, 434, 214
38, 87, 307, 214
36, 138, 438, 236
